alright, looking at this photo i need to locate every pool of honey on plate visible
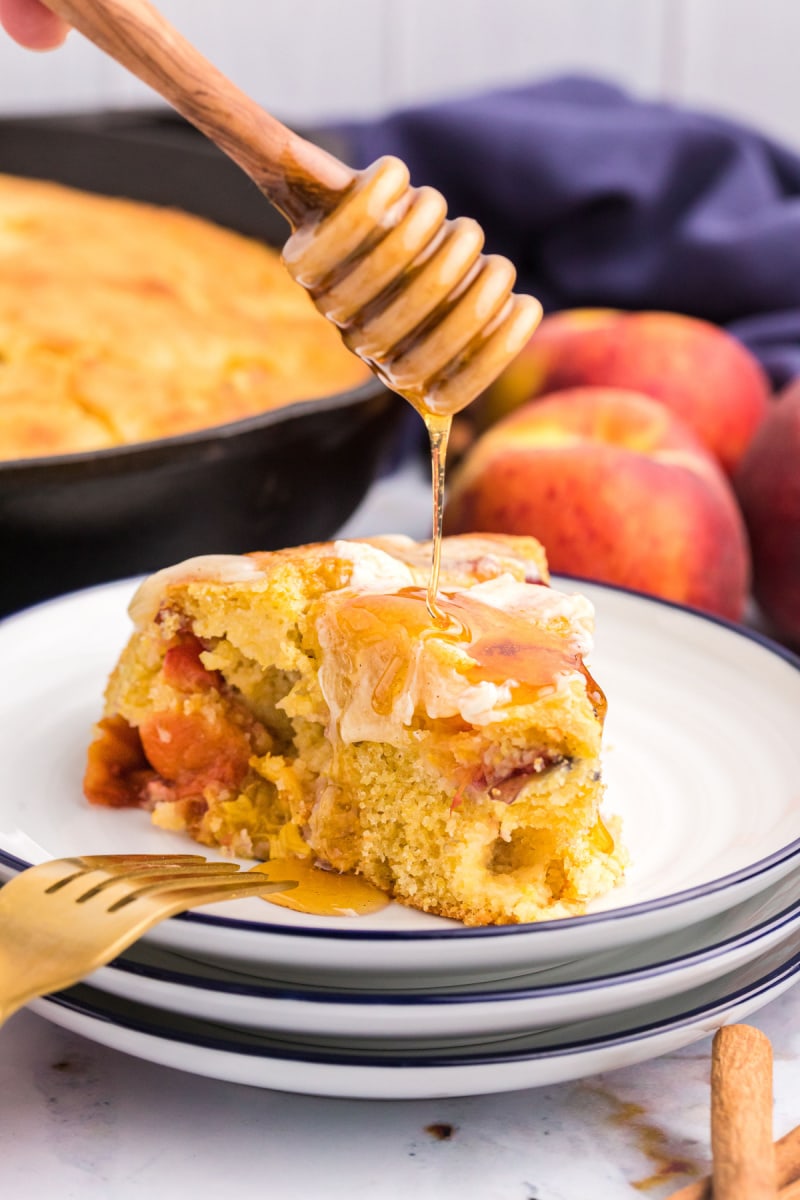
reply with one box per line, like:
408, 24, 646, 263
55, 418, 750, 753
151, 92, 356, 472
251, 857, 389, 916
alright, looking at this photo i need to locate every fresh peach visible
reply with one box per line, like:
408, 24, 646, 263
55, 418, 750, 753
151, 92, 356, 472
445, 387, 751, 621
476, 309, 770, 475
735, 381, 800, 646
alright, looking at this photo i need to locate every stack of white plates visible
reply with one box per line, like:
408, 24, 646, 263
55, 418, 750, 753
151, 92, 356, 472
1, 576, 799, 1099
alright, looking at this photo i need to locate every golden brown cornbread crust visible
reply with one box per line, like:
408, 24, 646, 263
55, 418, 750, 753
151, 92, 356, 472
0, 173, 369, 460
86, 534, 625, 925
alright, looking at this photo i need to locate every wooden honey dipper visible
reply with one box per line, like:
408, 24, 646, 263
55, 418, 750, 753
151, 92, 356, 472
39, 0, 542, 422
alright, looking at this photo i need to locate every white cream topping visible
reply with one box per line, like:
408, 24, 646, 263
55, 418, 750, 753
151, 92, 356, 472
457, 574, 596, 655
332, 539, 416, 592
128, 554, 264, 628
423, 678, 516, 726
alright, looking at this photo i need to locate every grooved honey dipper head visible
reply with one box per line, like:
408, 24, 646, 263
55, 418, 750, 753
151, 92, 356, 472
282, 156, 543, 417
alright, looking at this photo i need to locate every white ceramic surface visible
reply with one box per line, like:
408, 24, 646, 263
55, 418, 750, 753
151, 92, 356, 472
30, 938, 800, 1098
87, 867, 800, 1038
1, 577, 799, 983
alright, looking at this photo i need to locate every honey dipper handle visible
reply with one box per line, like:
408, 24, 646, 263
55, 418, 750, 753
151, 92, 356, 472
39, 0, 355, 226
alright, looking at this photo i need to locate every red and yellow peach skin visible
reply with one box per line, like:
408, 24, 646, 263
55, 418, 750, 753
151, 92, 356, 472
445, 387, 751, 620
736, 380, 800, 646
477, 309, 770, 475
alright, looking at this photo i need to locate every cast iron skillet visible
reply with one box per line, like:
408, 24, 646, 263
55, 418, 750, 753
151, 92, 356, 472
0, 112, 406, 616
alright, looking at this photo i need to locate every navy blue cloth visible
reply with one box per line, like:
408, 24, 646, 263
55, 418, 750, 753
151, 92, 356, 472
335, 77, 800, 388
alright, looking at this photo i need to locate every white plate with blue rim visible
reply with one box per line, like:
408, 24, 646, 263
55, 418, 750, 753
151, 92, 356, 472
0, 575, 799, 985
83, 864, 800, 1038
29, 936, 800, 1098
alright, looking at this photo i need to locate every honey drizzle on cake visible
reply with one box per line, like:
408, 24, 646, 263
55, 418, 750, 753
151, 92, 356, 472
332, 586, 607, 722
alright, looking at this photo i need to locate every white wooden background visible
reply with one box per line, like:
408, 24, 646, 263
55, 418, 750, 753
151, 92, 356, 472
0, 0, 798, 150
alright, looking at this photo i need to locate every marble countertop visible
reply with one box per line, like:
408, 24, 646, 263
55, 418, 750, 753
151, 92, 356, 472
2, 464, 798, 1199
3, 992, 800, 1200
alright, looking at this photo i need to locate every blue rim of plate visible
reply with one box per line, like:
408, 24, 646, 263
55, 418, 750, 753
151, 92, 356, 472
101, 878, 800, 1006
2, 575, 800, 943
39, 941, 800, 1067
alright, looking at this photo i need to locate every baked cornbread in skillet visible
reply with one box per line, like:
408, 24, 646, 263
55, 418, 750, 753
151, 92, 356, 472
0, 173, 369, 460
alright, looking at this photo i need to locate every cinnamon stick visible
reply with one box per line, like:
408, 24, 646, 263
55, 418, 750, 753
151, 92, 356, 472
711, 1025, 776, 1198
667, 1120, 800, 1199
778, 1124, 800, 1193
667, 1025, 778, 1199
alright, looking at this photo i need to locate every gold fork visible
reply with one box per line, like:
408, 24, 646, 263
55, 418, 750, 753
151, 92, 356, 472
0, 853, 294, 1027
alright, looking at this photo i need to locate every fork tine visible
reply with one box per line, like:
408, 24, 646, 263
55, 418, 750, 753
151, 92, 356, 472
42, 855, 235, 896
75, 863, 242, 902
107, 872, 296, 911
76, 854, 209, 869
